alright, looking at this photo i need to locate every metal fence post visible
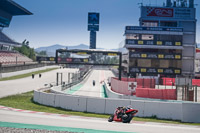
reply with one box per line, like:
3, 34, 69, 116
195, 85, 197, 102
61, 73, 63, 85
68, 73, 70, 84
56, 72, 59, 86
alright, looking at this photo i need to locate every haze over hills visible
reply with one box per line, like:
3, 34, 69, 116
35, 42, 200, 57
35, 44, 90, 56
35, 44, 127, 57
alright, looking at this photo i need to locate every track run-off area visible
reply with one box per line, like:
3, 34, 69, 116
0, 67, 200, 133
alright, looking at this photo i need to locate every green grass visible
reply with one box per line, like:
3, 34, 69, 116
0, 91, 200, 126
0, 91, 107, 118
0, 68, 58, 81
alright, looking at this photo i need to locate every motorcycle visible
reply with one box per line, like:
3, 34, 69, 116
93, 80, 95, 86
108, 106, 138, 123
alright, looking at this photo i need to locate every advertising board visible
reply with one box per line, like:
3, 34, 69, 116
141, 6, 195, 19
88, 25, 99, 31
36, 57, 55, 62
88, 12, 99, 25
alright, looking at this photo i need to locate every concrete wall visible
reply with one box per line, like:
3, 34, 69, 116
182, 102, 200, 123
34, 83, 200, 123
34, 88, 200, 123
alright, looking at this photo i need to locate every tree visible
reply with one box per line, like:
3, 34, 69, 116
14, 40, 36, 61
36, 51, 47, 56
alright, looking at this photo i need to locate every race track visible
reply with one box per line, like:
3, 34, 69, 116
0, 108, 200, 133
66, 69, 114, 98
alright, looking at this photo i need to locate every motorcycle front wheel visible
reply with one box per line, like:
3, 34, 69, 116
108, 115, 114, 122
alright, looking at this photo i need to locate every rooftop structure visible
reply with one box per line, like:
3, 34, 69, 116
124, 0, 197, 77
0, 0, 32, 50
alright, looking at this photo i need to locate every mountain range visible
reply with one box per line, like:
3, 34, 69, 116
35, 44, 127, 57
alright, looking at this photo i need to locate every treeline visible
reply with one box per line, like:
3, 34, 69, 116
14, 40, 36, 61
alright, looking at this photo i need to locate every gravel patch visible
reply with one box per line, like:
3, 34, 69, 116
0, 127, 83, 133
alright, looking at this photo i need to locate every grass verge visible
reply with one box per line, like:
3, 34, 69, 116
0, 68, 58, 81
0, 91, 200, 126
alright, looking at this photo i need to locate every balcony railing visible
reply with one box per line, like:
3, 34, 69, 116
129, 67, 181, 75
126, 39, 182, 46
129, 52, 182, 60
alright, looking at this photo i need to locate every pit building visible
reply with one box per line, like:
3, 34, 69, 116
124, 0, 197, 78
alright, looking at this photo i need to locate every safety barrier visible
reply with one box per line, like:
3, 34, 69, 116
162, 78, 175, 86
34, 87, 200, 123
192, 79, 200, 86
162, 78, 200, 87
111, 78, 176, 100
111, 77, 156, 96
120, 77, 155, 88
136, 88, 176, 100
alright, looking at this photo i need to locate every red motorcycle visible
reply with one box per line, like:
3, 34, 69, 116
108, 106, 138, 123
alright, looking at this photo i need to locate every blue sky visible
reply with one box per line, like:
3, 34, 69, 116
3, 0, 200, 49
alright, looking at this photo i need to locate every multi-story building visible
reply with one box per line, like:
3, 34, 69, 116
124, 0, 197, 77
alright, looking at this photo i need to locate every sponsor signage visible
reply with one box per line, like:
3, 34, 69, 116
174, 8, 194, 19
108, 53, 117, 56
36, 57, 55, 62
126, 39, 182, 46
147, 7, 173, 17
56, 49, 121, 66
129, 52, 181, 60
58, 58, 89, 63
126, 26, 183, 32
88, 25, 99, 31
88, 13, 100, 25
88, 12, 100, 31
128, 82, 137, 92
76, 52, 87, 55
129, 67, 181, 75
142, 6, 194, 19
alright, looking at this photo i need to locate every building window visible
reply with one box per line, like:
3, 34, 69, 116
160, 21, 177, 27
2, 45, 9, 51
142, 35, 154, 40
142, 21, 158, 27
126, 34, 139, 40
157, 35, 182, 42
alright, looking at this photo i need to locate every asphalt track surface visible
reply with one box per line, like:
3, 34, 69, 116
0, 108, 200, 133
66, 69, 114, 97
0, 68, 78, 98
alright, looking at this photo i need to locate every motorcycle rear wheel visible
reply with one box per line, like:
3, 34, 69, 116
122, 114, 133, 123
108, 115, 114, 122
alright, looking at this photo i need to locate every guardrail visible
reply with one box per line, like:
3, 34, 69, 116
50, 68, 92, 94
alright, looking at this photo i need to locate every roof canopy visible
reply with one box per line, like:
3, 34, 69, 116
0, 0, 32, 16
0, 31, 21, 46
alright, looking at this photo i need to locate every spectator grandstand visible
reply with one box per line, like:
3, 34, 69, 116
0, 51, 33, 65
0, 29, 33, 66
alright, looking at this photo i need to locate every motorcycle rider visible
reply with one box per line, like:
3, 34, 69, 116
116, 106, 126, 118
93, 80, 95, 86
